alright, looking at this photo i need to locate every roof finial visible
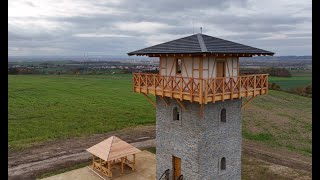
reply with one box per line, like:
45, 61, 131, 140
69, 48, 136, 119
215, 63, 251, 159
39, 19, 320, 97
200, 27, 202, 34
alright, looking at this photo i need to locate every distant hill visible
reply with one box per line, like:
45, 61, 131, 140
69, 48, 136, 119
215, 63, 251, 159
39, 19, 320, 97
240, 56, 312, 62
8, 55, 152, 62
8, 55, 311, 62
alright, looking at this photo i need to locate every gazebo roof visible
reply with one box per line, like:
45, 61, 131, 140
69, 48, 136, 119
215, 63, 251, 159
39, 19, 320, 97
86, 136, 141, 161
127, 33, 274, 56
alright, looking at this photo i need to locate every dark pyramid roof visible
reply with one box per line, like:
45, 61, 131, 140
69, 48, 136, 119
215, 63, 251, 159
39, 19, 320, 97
127, 33, 274, 56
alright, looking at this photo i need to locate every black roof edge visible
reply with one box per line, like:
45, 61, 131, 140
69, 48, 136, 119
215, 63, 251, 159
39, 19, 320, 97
127, 52, 275, 56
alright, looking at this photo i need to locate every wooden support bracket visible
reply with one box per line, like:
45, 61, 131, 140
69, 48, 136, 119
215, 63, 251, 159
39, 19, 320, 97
200, 104, 204, 118
159, 96, 169, 107
242, 96, 257, 110
142, 93, 156, 108
175, 99, 186, 110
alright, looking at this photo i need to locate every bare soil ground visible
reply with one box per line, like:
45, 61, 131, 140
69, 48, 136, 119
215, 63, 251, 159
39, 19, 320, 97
8, 125, 311, 180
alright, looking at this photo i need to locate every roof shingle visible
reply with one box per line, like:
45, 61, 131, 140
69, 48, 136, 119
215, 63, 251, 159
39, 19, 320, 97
127, 33, 274, 56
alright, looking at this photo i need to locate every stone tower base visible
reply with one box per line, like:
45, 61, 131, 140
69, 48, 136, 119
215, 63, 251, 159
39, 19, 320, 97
156, 96, 242, 180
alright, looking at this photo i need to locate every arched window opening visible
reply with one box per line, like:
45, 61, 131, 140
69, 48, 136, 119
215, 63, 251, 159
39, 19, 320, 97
173, 107, 180, 121
221, 157, 226, 170
221, 108, 226, 122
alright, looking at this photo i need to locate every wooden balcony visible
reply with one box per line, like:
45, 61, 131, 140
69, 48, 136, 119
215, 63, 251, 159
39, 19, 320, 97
132, 73, 268, 104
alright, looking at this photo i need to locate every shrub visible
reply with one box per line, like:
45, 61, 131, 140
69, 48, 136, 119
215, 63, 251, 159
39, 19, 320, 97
269, 82, 281, 90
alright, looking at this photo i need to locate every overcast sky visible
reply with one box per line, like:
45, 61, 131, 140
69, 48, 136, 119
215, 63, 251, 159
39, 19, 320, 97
8, 0, 311, 56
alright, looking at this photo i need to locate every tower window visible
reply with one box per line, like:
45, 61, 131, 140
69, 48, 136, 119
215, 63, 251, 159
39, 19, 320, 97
173, 107, 180, 121
220, 157, 226, 170
176, 59, 182, 74
221, 108, 226, 122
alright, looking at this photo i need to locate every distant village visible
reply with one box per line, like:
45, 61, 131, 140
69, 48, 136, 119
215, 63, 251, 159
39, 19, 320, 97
8, 56, 311, 75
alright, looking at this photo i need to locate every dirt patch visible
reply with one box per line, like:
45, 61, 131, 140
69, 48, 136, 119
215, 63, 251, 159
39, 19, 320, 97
8, 125, 312, 180
8, 125, 156, 180
243, 139, 311, 172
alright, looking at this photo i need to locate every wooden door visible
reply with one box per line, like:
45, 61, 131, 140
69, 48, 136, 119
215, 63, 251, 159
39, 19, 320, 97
216, 61, 225, 77
173, 156, 181, 180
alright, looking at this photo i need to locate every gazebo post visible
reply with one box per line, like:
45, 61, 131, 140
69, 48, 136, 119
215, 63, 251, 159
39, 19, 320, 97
133, 154, 136, 171
92, 155, 95, 167
121, 157, 124, 174
100, 159, 102, 173
107, 161, 111, 177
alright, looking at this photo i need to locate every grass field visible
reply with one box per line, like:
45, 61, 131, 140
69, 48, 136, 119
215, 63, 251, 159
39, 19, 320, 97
268, 71, 312, 90
8, 74, 311, 157
8, 74, 155, 150
242, 90, 312, 156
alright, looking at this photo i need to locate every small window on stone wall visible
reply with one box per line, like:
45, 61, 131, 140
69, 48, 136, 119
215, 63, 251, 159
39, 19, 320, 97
173, 106, 180, 121
221, 157, 226, 170
221, 108, 226, 122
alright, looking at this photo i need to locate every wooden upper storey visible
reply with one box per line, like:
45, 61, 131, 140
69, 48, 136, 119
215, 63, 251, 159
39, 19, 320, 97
159, 55, 239, 79
128, 34, 273, 104
132, 55, 268, 104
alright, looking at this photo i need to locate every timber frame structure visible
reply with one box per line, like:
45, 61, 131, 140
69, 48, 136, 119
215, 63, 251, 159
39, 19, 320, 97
86, 136, 141, 179
90, 154, 136, 178
128, 34, 274, 111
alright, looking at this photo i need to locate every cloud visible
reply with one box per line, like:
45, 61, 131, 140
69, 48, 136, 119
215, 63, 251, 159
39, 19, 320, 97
8, 0, 311, 56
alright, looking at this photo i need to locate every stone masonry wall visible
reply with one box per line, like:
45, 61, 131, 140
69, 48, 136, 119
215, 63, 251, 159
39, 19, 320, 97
156, 96, 242, 180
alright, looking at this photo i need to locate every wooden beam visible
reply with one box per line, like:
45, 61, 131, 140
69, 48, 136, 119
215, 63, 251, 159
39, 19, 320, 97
133, 154, 136, 171
108, 161, 111, 177
242, 96, 257, 110
92, 155, 95, 167
88, 166, 107, 180
200, 104, 204, 118
99, 159, 102, 173
175, 99, 186, 110
182, 59, 189, 77
159, 96, 169, 106
121, 157, 124, 174
142, 93, 156, 108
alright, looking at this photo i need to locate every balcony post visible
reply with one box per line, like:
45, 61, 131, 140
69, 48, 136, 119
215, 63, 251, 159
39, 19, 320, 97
153, 75, 156, 96
213, 78, 216, 103
230, 77, 234, 100
254, 75, 256, 97
180, 77, 183, 101
190, 78, 193, 102
266, 75, 268, 95
260, 75, 263, 95
199, 79, 203, 104
146, 75, 149, 94
239, 76, 242, 98
222, 78, 225, 102
138, 74, 141, 93
170, 77, 173, 98
162, 76, 164, 97
204, 79, 208, 104
246, 76, 249, 97
132, 74, 135, 93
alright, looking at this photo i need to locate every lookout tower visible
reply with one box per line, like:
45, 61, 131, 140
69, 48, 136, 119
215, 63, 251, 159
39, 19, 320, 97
128, 33, 274, 180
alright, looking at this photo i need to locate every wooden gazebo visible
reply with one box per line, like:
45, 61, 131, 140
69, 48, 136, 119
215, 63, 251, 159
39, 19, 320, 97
86, 136, 141, 178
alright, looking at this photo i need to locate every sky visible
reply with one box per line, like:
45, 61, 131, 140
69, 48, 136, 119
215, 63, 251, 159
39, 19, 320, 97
8, 0, 311, 56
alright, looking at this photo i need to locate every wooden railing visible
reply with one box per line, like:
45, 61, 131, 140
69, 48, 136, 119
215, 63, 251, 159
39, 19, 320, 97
133, 73, 268, 104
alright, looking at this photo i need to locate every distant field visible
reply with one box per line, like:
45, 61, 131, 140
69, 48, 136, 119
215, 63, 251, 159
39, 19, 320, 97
8, 74, 155, 150
268, 71, 312, 90
9, 74, 311, 157
242, 90, 312, 156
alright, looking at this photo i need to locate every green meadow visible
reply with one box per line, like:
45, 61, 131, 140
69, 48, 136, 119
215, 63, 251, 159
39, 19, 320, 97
8, 74, 155, 150
8, 74, 311, 157
268, 71, 312, 90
